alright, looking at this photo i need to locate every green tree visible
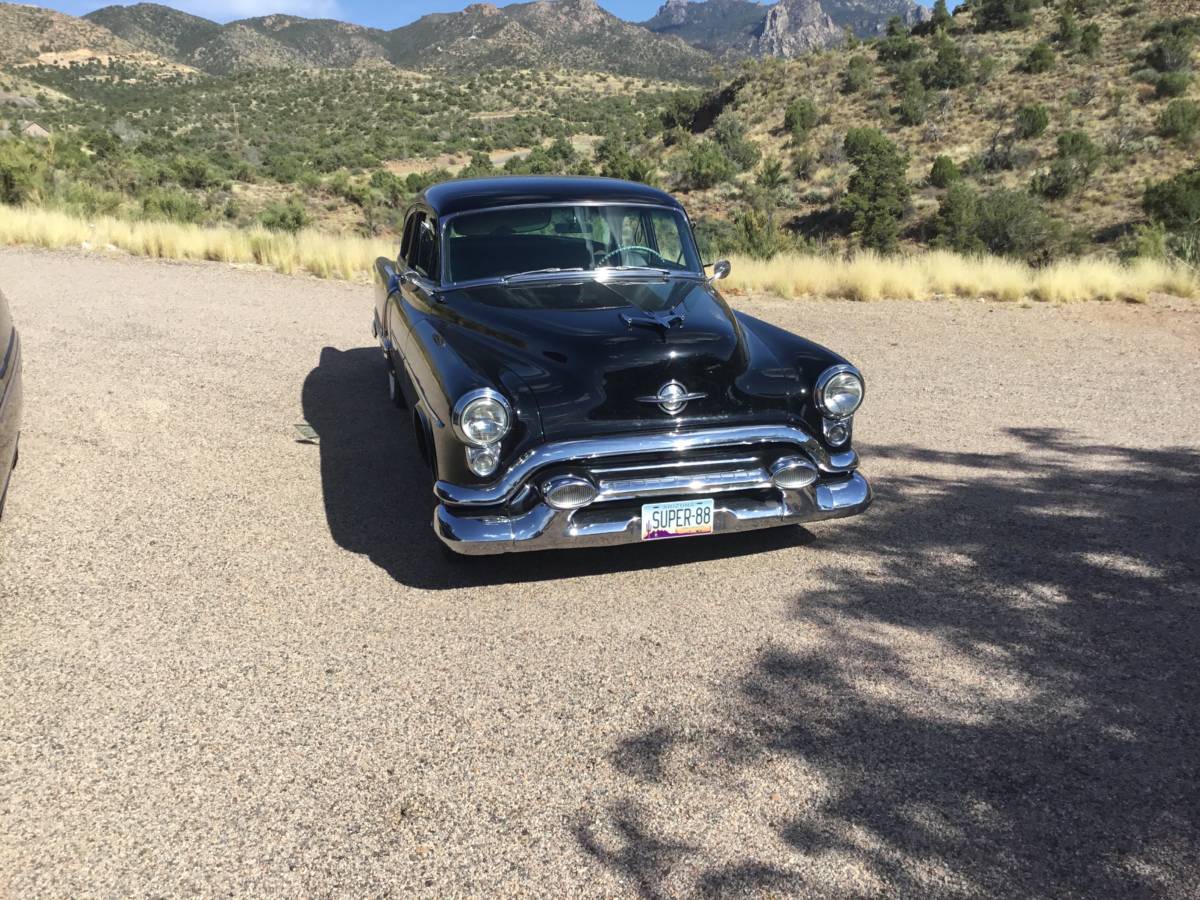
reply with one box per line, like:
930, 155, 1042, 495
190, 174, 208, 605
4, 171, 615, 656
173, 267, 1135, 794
841, 127, 911, 252
1079, 23, 1101, 57
713, 111, 761, 171
932, 181, 983, 252
1032, 131, 1102, 198
923, 32, 972, 89
930, 0, 953, 31
977, 0, 1038, 32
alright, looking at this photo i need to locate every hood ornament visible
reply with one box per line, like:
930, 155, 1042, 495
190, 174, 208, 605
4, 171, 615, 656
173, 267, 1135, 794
637, 380, 707, 416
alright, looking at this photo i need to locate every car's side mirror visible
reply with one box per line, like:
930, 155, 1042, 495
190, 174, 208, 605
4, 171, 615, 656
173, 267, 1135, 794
708, 259, 731, 284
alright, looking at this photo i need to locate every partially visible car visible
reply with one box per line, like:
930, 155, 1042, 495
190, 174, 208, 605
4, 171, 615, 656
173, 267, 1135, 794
0, 287, 22, 520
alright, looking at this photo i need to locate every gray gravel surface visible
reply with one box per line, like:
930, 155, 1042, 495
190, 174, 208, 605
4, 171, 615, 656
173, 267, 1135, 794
1, 247, 1198, 898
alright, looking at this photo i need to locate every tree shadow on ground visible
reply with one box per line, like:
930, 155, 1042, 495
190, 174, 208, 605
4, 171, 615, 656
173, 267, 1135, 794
584, 430, 1200, 897
301, 346, 813, 590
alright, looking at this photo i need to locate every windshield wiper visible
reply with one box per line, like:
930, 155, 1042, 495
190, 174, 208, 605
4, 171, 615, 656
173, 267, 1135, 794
595, 265, 672, 277
501, 267, 585, 284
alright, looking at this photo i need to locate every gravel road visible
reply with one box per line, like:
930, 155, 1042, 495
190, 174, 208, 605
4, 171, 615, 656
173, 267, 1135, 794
1, 247, 1198, 898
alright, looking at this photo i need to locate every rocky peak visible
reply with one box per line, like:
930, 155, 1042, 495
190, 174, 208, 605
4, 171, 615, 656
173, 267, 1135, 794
654, 0, 693, 27
752, 0, 840, 57
462, 3, 501, 16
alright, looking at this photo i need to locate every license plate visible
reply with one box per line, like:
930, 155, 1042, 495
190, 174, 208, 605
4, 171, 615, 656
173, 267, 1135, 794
641, 498, 714, 541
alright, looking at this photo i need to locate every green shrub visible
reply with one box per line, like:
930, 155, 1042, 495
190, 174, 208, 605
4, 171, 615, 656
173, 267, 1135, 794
680, 140, 735, 190
1015, 103, 1050, 138
660, 91, 702, 131
0, 141, 45, 205
1022, 41, 1056, 74
841, 127, 911, 252
1055, 8, 1080, 50
929, 155, 962, 187
791, 147, 817, 181
1144, 167, 1200, 232
843, 55, 872, 94
975, 189, 1058, 262
259, 197, 310, 233
1157, 99, 1200, 144
756, 156, 787, 191
1032, 131, 1102, 198
1147, 34, 1195, 73
932, 181, 983, 252
141, 189, 203, 224
713, 111, 761, 171
1079, 23, 1101, 56
784, 98, 821, 140
1156, 71, 1192, 98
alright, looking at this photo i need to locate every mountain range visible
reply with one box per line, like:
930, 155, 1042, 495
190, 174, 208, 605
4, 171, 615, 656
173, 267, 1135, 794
0, 0, 931, 82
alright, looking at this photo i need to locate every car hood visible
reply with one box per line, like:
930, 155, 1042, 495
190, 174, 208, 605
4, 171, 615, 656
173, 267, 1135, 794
438, 278, 805, 440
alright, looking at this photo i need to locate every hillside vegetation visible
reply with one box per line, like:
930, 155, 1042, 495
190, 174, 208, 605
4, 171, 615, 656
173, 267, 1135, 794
1, 0, 1197, 300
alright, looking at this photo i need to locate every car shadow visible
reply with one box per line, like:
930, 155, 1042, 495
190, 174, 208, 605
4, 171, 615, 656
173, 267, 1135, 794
580, 430, 1200, 897
301, 346, 817, 590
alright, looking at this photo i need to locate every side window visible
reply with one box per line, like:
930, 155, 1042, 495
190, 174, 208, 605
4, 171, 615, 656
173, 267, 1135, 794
400, 212, 418, 265
412, 216, 439, 280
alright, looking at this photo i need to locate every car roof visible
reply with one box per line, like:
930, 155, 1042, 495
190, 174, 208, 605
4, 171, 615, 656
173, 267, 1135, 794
418, 176, 685, 218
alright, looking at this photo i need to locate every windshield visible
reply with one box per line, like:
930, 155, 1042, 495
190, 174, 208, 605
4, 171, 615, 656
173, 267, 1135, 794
443, 204, 702, 283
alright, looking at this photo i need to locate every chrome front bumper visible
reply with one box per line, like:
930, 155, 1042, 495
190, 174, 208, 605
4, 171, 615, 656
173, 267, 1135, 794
432, 424, 871, 555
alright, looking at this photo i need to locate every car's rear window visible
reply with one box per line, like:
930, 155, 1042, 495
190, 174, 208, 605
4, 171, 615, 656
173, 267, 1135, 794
444, 204, 701, 283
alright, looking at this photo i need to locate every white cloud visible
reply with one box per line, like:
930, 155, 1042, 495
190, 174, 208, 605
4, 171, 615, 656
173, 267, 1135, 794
161, 0, 344, 22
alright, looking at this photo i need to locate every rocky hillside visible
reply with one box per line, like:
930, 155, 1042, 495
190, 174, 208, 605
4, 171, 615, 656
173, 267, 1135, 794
0, 2, 135, 66
644, 0, 930, 57
387, 0, 714, 80
77, 0, 713, 82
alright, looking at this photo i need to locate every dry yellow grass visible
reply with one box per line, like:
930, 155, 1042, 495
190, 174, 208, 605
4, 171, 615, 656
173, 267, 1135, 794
0, 205, 393, 282
2, 205, 1195, 301
725, 251, 1198, 303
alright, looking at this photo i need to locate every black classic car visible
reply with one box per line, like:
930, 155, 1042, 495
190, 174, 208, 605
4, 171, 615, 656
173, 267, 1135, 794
373, 176, 870, 554
0, 287, 22, 520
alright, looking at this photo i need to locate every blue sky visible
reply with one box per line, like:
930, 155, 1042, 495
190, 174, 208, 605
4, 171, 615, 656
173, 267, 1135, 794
30, 0, 933, 31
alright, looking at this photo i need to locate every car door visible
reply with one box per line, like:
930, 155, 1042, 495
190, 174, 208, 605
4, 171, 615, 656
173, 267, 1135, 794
387, 210, 448, 415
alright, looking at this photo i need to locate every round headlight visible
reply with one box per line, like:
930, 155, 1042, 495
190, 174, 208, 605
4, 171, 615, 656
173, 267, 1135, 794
816, 366, 864, 419
453, 389, 511, 446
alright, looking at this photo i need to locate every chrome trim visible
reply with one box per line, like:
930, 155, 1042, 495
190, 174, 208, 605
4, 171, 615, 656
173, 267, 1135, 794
595, 466, 772, 502
814, 364, 865, 420
435, 472, 872, 555
635, 380, 707, 415
822, 416, 852, 447
451, 388, 512, 447
434, 424, 858, 507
